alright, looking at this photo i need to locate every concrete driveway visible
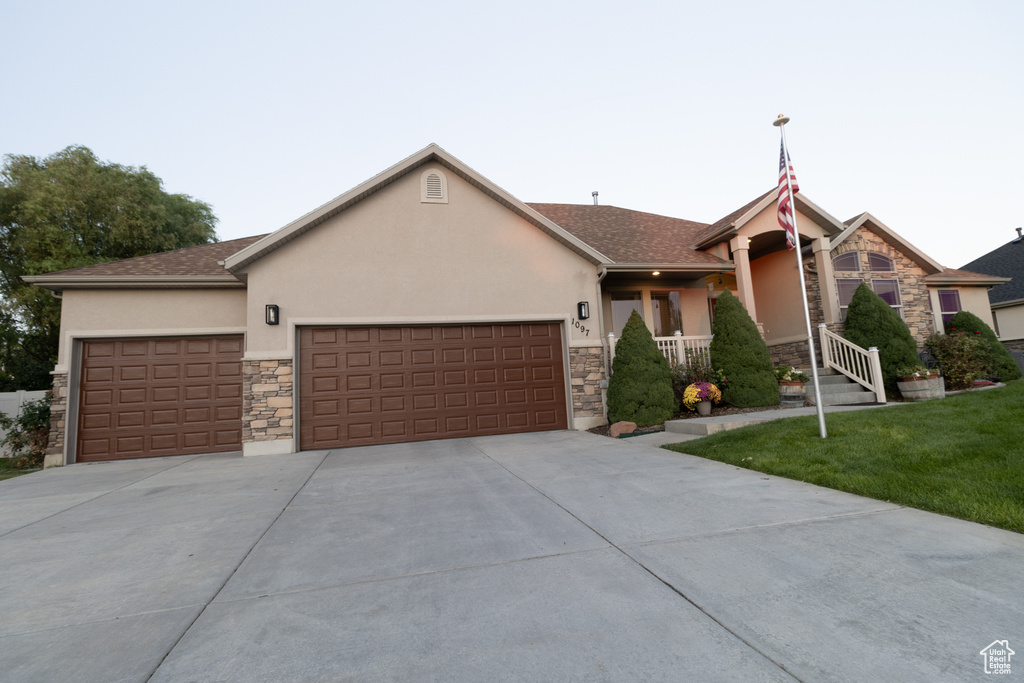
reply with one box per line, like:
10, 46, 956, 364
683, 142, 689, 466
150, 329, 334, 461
1, 431, 1021, 682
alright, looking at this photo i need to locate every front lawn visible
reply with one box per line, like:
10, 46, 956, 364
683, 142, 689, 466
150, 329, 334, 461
664, 381, 1024, 533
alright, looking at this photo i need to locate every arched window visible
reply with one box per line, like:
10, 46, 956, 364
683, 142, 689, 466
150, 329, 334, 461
832, 252, 860, 271
866, 253, 894, 271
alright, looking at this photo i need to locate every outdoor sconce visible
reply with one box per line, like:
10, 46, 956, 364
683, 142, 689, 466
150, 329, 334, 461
265, 304, 280, 326
577, 301, 590, 320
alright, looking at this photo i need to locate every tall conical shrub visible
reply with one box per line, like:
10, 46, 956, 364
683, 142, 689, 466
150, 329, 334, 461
606, 310, 677, 426
709, 290, 779, 407
843, 283, 919, 396
946, 310, 1022, 381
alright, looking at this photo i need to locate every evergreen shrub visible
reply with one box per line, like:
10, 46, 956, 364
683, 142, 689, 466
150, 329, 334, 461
843, 283, 919, 397
709, 290, 779, 407
606, 311, 677, 426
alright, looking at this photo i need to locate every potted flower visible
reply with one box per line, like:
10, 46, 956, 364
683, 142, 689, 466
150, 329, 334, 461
682, 382, 721, 416
894, 363, 944, 401
775, 366, 809, 407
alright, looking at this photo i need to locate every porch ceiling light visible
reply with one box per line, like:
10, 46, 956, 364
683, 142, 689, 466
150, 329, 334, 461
266, 304, 280, 326
652, 271, 660, 276
577, 301, 590, 320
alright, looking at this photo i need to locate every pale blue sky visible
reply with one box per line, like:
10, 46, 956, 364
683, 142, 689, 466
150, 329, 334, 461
2, 0, 1021, 268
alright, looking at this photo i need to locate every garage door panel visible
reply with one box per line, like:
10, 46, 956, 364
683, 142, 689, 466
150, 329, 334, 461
77, 336, 243, 462
299, 323, 567, 450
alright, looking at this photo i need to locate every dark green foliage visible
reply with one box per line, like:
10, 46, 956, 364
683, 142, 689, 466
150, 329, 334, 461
0, 392, 51, 469
0, 146, 218, 380
607, 311, 677, 426
708, 290, 779, 407
945, 310, 1022, 381
843, 283, 919, 397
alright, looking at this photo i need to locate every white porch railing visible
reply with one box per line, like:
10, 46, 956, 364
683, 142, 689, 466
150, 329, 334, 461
818, 324, 886, 403
607, 332, 713, 371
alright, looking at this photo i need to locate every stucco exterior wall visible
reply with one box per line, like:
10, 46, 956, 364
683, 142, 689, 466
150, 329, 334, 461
55, 289, 247, 367
993, 305, 1024, 342
927, 286, 998, 334
750, 249, 805, 343
241, 164, 601, 358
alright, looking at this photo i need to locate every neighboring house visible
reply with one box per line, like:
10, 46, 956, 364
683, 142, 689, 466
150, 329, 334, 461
24, 144, 1003, 466
961, 228, 1024, 353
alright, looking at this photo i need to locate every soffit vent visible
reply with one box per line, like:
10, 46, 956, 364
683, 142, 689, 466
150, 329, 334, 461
421, 169, 448, 204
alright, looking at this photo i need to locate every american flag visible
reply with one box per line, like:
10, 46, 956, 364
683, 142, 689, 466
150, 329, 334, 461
777, 141, 800, 249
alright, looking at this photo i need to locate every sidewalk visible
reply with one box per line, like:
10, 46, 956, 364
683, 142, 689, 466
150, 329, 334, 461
621, 402, 895, 447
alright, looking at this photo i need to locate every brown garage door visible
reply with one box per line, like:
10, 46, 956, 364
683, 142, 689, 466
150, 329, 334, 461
77, 336, 243, 462
299, 323, 568, 449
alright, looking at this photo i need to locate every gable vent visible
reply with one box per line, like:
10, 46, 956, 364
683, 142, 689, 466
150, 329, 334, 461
426, 173, 443, 197
420, 169, 448, 204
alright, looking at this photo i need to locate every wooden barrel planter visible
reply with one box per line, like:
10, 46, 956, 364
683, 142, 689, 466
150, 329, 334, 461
897, 377, 945, 402
779, 381, 806, 407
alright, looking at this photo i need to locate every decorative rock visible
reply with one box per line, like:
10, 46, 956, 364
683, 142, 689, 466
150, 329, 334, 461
610, 421, 637, 438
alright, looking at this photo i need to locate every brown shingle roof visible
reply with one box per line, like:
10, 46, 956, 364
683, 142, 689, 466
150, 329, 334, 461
923, 267, 1010, 285
528, 203, 723, 265
692, 190, 773, 247
34, 235, 267, 279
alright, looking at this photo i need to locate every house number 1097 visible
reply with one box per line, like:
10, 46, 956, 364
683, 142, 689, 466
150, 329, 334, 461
571, 317, 590, 336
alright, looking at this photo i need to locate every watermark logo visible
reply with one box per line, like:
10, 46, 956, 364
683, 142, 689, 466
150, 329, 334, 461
980, 640, 1014, 675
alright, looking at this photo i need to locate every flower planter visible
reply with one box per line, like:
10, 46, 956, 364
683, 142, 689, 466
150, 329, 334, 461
897, 377, 945, 402
778, 381, 806, 407
696, 400, 712, 416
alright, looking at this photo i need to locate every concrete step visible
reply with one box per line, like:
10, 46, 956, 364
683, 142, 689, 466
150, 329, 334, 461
805, 373, 877, 405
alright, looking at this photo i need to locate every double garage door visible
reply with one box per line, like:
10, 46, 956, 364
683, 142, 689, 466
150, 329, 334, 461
299, 322, 569, 450
75, 323, 569, 461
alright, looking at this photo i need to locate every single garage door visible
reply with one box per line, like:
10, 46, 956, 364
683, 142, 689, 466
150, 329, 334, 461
299, 323, 568, 449
77, 336, 244, 462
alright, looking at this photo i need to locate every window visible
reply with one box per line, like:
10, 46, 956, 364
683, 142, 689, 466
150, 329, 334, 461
870, 279, 903, 319
938, 289, 961, 325
832, 252, 859, 271
651, 290, 683, 336
610, 291, 642, 336
866, 253, 895, 271
836, 278, 863, 321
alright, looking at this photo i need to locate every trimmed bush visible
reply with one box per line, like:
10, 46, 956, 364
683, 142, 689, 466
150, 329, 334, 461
945, 311, 1022, 381
843, 283, 919, 397
925, 331, 988, 390
709, 290, 779, 407
607, 310, 677, 426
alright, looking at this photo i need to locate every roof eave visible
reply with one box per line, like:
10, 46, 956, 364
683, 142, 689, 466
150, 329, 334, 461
834, 213, 945, 272
992, 297, 1024, 309
603, 262, 735, 272
223, 144, 608, 272
22, 275, 247, 291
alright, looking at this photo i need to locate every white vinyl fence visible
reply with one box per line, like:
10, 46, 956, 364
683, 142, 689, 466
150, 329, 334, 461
0, 390, 48, 457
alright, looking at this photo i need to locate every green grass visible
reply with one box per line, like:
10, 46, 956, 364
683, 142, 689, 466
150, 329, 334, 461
0, 458, 40, 481
664, 380, 1024, 533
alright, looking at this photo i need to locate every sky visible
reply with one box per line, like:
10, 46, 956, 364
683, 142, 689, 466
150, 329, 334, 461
2, 0, 1021, 269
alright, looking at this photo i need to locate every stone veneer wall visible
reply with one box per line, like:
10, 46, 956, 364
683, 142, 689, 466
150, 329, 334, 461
768, 322, 844, 369
242, 359, 294, 444
569, 345, 605, 421
830, 231, 937, 346
44, 373, 68, 467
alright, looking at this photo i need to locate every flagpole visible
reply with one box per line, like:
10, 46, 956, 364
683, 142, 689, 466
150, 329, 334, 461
773, 115, 827, 438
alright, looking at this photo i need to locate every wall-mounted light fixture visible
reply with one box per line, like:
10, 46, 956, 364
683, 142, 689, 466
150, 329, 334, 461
652, 271, 661, 276
577, 301, 590, 320
266, 304, 280, 325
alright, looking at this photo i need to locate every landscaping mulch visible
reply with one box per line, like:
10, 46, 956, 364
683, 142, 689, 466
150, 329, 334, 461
587, 403, 801, 438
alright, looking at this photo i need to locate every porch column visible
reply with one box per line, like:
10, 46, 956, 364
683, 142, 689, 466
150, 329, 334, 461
814, 237, 839, 323
729, 236, 757, 322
